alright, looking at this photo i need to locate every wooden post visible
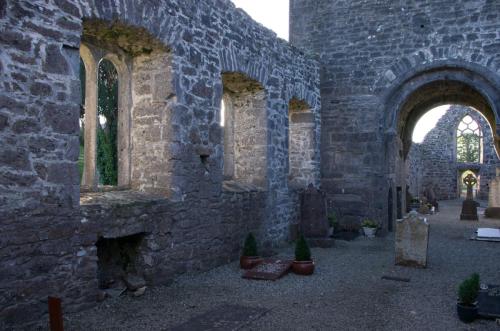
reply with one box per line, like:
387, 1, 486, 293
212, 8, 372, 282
48, 296, 64, 331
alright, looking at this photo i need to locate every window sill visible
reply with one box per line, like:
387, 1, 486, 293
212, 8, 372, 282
80, 189, 169, 207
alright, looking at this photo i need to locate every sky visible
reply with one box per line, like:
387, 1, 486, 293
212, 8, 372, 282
229, 1, 444, 142
412, 105, 449, 143
231, 0, 289, 40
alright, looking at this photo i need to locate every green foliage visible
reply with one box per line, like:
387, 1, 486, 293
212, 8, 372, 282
242, 233, 258, 256
295, 234, 311, 261
361, 219, 378, 228
328, 212, 337, 227
97, 59, 118, 186
457, 133, 480, 163
458, 273, 480, 305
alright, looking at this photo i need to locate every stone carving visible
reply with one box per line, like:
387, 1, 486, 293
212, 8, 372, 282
460, 174, 479, 221
485, 168, 500, 218
395, 211, 429, 268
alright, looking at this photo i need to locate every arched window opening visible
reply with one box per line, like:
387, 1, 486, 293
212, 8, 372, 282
97, 59, 119, 186
79, 57, 86, 184
457, 115, 482, 163
220, 99, 225, 127
221, 72, 267, 187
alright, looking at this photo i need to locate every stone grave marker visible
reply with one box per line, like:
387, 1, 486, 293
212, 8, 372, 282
478, 284, 500, 318
242, 258, 293, 281
395, 211, 429, 268
300, 184, 329, 237
460, 174, 478, 221
486, 168, 500, 218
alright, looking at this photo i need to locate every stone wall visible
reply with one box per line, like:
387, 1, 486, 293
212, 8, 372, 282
291, 0, 500, 230
407, 105, 499, 201
0, 0, 320, 327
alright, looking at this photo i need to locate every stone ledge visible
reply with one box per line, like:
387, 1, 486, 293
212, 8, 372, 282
80, 190, 168, 207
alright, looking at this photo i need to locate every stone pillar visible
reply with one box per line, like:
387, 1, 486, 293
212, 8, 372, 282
80, 45, 98, 189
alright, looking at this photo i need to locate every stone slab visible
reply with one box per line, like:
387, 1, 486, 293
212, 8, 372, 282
242, 258, 293, 281
478, 285, 500, 318
395, 212, 429, 268
477, 228, 500, 239
300, 185, 329, 237
171, 304, 269, 331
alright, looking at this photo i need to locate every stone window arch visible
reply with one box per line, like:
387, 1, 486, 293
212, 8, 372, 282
221, 72, 267, 188
79, 44, 132, 190
456, 115, 482, 163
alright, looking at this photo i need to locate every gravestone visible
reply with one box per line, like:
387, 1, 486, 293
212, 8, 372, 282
242, 258, 293, 281
478, 284, 500, 318
485, 168, 500, 218
460, 174, 478, 221
395, 211, 429, 268
300, 184, 329, 237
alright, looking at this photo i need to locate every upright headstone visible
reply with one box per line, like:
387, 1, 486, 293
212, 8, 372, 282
460, 174, 478, 221
395, 211, 429, 268
485, 168, 500, 218
423, 184, 439, 211
299, 184, 334, 247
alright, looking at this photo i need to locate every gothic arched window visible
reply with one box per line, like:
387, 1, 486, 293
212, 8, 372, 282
457, 115, 481, 163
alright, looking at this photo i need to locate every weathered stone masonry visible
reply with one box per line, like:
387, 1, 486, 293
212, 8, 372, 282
291, 0, 500, 230
0, 0, 320, 326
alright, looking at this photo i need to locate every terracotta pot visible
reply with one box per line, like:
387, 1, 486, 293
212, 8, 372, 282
292, 260, 315, 275
240, 256, 261, 269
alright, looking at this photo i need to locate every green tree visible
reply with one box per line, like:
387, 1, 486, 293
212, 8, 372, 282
97, 59, 118, 186
457, 132, 480, 163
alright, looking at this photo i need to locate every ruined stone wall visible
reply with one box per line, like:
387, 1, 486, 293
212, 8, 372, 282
408, 106, 499, 200
0, 0, 320, 327
291, 0, 500, 229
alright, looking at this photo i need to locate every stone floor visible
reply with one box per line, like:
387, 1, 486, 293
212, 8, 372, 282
63, 199, 500, 330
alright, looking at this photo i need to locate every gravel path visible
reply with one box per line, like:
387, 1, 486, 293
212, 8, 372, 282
65, 200, 500, 330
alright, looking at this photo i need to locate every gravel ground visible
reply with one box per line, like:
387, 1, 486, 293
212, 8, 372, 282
64, 200, 500, 330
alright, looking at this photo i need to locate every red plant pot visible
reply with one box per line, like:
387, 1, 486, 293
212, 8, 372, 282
240, 256, 261, 269
292, 260, 315, 275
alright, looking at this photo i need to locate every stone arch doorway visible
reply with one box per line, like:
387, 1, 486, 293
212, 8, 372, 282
383, 63, 500, 221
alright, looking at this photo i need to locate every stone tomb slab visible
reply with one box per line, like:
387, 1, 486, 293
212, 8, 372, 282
242, 258, 293, 281
171, 304, 269, 331
478, 285, 500, 318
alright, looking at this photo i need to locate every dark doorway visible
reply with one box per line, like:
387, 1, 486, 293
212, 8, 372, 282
388, 187, 393, 232
396, 186, 402, 219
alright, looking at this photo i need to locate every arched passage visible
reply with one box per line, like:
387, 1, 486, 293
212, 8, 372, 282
384, 64, 500, 226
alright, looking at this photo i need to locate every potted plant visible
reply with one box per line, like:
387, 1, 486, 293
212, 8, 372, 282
328, 213, 338, 236
292, 234, 314, 275
361, 219, 378, 238
409, 198, 420, 211
457, 273, 480, 323
240, 233, 261, 269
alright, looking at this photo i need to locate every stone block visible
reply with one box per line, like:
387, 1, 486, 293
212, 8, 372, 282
395, 212, 429, 268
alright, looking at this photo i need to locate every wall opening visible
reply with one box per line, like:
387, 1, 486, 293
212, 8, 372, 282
79, 57, 86, 184
96, 233, 145, 290
97, 59, 119, 187
221, 72, 267, 188
79, 19, 173, 195
288, 97, 315, 187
